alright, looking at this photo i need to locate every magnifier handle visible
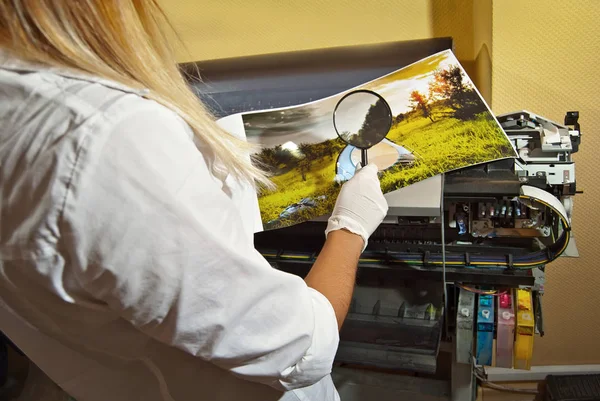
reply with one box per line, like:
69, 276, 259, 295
361, 149, 368, 167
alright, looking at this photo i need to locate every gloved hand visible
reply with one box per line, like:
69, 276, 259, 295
325, 163, 388, 251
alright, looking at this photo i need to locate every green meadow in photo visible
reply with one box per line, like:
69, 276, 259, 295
242, 50, 516, 230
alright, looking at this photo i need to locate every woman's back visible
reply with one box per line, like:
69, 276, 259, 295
0, 53, 340, 401
0, 3, 389, 400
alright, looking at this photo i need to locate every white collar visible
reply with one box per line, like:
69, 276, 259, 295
0, 49, 150, 96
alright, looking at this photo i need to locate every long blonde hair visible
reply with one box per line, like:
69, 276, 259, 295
0, 0, 271, 188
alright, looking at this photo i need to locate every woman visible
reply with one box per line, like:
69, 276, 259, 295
0, 1, 387, 401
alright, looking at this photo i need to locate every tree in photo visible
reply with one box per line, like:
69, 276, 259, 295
354, 98, 391, 147
429, 65, 487, 120
393, 113, 406, 125
254, 147, 275, 171
298, 142, 317, 176
429, 65, 467, 105
298, 143, 315, 160
409, 90, 434, 122
297, 157, 310, 181
323, 137, 347, 160
254, 144, 298, 173
274, 145, 297, 168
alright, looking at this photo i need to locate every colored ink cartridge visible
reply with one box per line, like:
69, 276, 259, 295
514, 289, 535, 370
456, 289, 476, 364
496, 292, 515, 368
476, 294, 494, 366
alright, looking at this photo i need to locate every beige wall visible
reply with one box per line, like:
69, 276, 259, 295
163, 0, 600, 365
492, 0, 600, 365
166, 1, 433, 63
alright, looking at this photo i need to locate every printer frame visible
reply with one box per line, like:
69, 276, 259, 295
182, 37, 581, 401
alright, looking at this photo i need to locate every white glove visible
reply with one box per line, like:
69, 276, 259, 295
325, 163, 388, 251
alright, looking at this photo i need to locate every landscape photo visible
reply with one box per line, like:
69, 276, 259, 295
242, 50, 517, 230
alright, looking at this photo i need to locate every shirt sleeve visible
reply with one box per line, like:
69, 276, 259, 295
59, 99, 340, 391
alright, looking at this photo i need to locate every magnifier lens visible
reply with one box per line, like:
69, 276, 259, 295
333, 90, 392, 150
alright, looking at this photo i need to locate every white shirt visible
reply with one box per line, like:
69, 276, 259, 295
0, 51, 340, 401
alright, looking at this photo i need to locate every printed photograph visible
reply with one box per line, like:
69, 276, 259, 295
242, 50, 517, 230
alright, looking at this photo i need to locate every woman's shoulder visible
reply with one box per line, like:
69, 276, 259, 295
0, 51, 184, 134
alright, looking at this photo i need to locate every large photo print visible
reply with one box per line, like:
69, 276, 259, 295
242, 50, 517, 230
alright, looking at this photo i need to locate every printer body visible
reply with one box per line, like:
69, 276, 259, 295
183, 38, 581, 376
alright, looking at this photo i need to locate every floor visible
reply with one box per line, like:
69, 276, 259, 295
475, 382, 542, 401
4, 347, 541, 401
332, 366, 450, 401
332, 366, 544, 401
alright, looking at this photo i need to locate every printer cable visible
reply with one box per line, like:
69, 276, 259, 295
440, 173, 448, 322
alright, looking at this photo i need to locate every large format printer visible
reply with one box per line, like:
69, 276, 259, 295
186, 38, 582, 400
180, 37, 582, 399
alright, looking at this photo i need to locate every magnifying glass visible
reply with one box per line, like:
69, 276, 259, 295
333, 89, 393, 167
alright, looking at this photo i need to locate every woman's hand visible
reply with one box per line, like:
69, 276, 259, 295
325, 163, 388, 250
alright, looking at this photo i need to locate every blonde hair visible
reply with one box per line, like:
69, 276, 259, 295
0, 0, 271, 188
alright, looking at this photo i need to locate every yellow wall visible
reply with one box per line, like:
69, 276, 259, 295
493, 0, 600, 365
163, 0, 600, 365
167, 1, 433, 63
